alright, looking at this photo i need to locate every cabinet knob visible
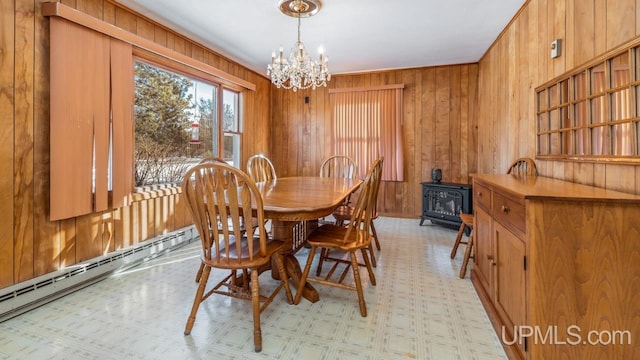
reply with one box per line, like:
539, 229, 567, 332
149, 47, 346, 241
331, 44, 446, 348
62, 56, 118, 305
501, 205, 509, 213
477, 191, 482, 197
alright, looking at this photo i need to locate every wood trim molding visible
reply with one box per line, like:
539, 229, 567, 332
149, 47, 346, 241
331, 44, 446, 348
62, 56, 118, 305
328, 84, 405, 94
42, 1, 256, 91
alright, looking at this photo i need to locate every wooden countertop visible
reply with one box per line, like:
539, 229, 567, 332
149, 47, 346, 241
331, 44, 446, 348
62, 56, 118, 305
470, 173, 640, 203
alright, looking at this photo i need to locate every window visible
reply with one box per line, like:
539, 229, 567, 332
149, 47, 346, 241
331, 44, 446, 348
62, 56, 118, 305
134, 61, 242, 186
329, 85, 404, 181
536, 38, 640, 163
223, 89, 242, 167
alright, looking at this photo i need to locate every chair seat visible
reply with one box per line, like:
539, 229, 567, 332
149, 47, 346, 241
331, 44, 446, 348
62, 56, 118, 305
308, 224, 371, 251
206, 237, 286, 269
332, 205, 379, 222
459, 213, 473, 226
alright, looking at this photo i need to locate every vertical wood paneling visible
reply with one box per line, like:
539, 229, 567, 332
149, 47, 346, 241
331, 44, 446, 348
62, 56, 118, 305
507, 27, 520, 166
449, 67, 461, 183
574, 0, 595, 65
552, 0, 567, 77
594, 0, 608, 54
75, 213, 99, 262
435, 67, 451, 177
136, 17, 154, 41
102, 211, 114, 253
467, 65, 479, 184
459, 66, 469, 183
114, 5, 136, 33
401, 70, 416, 214
76, 0, 103, 19
413, 70, 424, 213
34, 0, 61, 277
58, 218, 75, 270
14, 0, 35, 283
565, 0, 575, 69
607, 0, 635, 48
0, 0, 16, 287
421, 68, 436, 181
271, 64, 479, 217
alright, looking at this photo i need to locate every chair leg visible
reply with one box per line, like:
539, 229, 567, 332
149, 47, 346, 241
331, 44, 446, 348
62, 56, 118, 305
459, 229, 474, 279
195, 263, 204, 283
360, 248, 376, 286
367, 243, 377, 268
315, 248, 328, 276
185, 263, 211, 335
349, 251, 367, 317
450, 222, 467, 259
294, 246, 316, 305
370, 222, 381, 251
250, 268, 262, 352
273, 252, 293, 304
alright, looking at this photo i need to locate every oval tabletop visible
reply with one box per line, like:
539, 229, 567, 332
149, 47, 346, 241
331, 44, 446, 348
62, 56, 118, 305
257, 176, 362, 221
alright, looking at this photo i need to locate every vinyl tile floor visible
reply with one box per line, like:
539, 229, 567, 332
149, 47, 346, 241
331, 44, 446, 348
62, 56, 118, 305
0, 217, 507, 360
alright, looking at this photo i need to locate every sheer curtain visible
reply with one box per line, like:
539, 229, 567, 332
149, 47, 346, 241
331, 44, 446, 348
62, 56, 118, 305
329, 85, 404, 181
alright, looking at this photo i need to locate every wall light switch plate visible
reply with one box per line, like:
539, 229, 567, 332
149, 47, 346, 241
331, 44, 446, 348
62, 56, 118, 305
551, 39, 561, 59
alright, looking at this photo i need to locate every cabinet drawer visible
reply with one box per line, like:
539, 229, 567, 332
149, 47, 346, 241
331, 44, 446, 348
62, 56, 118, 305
492, 191, 525, 234
473, 182, 492, 212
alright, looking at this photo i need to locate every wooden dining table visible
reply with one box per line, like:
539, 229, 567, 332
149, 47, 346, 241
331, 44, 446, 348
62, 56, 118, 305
255, 176, 361, 302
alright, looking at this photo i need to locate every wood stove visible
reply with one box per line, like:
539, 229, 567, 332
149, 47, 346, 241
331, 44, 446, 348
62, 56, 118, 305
420, 182, 472, 234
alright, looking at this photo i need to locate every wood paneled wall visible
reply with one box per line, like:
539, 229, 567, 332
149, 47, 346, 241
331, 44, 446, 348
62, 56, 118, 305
270, 66, 479, 217
478, 0, 640, 194
0, 0, 271, 290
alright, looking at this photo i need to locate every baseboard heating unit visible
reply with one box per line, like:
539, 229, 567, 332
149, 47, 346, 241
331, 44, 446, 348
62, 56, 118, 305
0, 226, 197, 323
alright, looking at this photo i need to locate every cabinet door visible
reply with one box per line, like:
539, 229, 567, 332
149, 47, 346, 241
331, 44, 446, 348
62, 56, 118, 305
474, 207, 493, 297
494, 221, 526, 355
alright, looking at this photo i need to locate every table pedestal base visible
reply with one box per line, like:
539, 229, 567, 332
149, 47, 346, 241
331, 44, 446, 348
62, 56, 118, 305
271, 219, 319, 303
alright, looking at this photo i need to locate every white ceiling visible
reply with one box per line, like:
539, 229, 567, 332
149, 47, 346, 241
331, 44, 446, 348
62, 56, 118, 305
115, 0, 526, 76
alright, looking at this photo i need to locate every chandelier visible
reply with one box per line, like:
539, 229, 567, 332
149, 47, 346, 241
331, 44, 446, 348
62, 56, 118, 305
268, 0, 330, 91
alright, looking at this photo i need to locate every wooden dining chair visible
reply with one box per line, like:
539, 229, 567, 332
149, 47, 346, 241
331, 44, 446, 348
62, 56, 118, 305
192, 157, 257, 283
246, 154, 277, 183
294, 158, 383, 317
507, 157, 538, 176
181, 162, 293, 352
320, 155, 357, 179
317, 155, 358, 224
330, 158, 382, 264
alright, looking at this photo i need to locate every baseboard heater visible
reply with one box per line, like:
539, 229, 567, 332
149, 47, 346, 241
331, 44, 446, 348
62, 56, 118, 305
0, 226, 197, 323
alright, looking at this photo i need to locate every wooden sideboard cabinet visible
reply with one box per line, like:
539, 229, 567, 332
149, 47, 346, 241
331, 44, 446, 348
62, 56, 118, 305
470, 174, 640, 360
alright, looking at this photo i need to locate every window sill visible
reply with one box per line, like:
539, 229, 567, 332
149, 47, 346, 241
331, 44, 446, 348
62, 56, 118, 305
131, 184, 182, 202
